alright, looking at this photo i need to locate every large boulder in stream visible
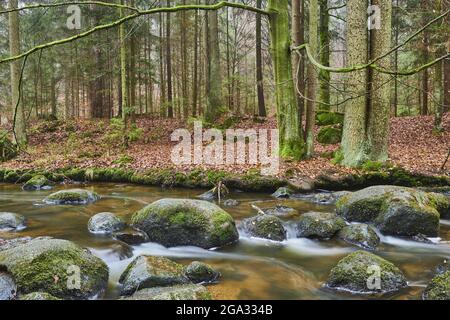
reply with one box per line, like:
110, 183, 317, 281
423, 271, 450, 300
130, 198, 239, 249
0, 238, 109, 299
337, 224, 380, 250
88, 212, 126, 234
325, 250, 407, 294
0, 212, 26, 231
22, 175, 53, 191
185, 261, 221, 284
119, 255, 189, 296
296, 212, 346, 239
0, 272, 16, 300
241, 215, 287, 241
43, 189, 100, 205
336, 186, 449, 237
122, 284, 212, 300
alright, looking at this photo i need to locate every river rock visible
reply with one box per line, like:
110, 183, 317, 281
0, 212, 26, 231
294, 191, 351, 205
296, 212, 345, 239
337, 224, 380, 250
119, 255, 189, 296
88, 212, 126, 234
263, 205, 297, 217
0, 238, 109, 299
185, 261, 221, 284
423, 271, 450, 300
122, 284, 212, 300
336, 186, 447, 237
0, 272, 16, 300
43, 189, 100, 205
325, 250, 407, 294
271, 187, 292, 199
20, 292, 61, 300
130, 198, 239, 249
242, 215, 286, 241
112, 229, 149, 245
223, 199, 239, 207
436, 259, 450, 275
22, 175, 53, 191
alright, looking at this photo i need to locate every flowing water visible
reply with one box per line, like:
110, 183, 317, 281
1, 182, 449, 300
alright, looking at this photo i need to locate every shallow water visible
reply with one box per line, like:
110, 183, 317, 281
0, 182, 449, 300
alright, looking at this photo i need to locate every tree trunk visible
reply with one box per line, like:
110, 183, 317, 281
9, 0, 27, 145
340, 0, 368, 167
268, 0, 305, 159
256, 0, 266, 117
292, 0, 305, 134
192, 1, 199, 117
367, 0, 392, 162
318, 0, 330, 110
119, 0, 129, 145
166, 0, 174, 118
420, 1, 429, 116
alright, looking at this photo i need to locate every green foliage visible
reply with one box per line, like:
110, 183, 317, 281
0, 130, 17, 162
317, 126, 342, 144
332, 149, 344, 165
361, 160, 393, 172
113, 154, 134, 166
103, 118, 143, 149
316, 112, 344, 126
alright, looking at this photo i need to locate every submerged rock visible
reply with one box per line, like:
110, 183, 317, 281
43, 189, 100, 205
337, 224, 380, 250
20, 292, 61, 300
242, 215, 286, 241
88, 212, 126, 234
294, 191, 351, 205
119, 255, 189, 296
0, 272, 16, 300
22, 175, 53, 191
130, 198, 239, 249
262, 205, 297, 217
0, 212, 25, 231
296, 212, 345, 239
0, 238, 109, 299
185, 261, 221, 284
411, 233, 434, 244
271, 187, 292, 199
122, 284, 212, 300
336, 186, 446, 237
436, 260, 450, 275
112, 229, 149, 245
423, 271, 450, 300
325, 250, 407, 294
222, 199, 239, 207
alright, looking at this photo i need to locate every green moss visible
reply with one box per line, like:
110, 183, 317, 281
316, 111, 344, 126
423, 271, 450, 300
20, 292, 61, 300
317, 126, 342, 145
4, 170, 19, 183
23, 175, 52, 190
44, 189, 99, 205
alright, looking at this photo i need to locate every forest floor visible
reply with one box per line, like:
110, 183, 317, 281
1, 113, 449, 180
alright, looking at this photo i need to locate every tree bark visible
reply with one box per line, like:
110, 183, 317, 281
166, 0, 174, 118
318, 0, 330, 110
292, 0, 305, 126
256, 0, 266, 117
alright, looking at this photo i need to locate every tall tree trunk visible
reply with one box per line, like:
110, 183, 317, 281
268, 0, 305, 159
166, 0, 174, 118
192, 1, 199, 117
367, 0, 392, 162
9, 0, 27, 145
444, 38, 450, 113
340, 0, 368, 167
181, 0, 189, 119
159, 12, 166, 117
204, 0, 223, 122
305, 0, 319, 157
89, 4, 104, 118
393, 0, 399, 116
420, 1, 429, 116
318, 0, 330, 110
119, 0, 129, 145
50, 76, 57, 118
292, 0, 305, 132
255, 0, 266, 117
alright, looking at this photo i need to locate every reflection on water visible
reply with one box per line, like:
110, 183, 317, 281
0, 182, 449, 300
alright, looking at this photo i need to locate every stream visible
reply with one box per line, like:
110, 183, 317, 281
1, 182, 449, 300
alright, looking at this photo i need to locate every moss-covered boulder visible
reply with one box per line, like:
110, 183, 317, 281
122, 284, 212, 300
0, 212, 25, 231
43, 189, 100, 205
423, 271, 450, 300
296, 212, 346, 239
0, 272, 16, 300
0, 238, 109, 299
130, 199, 239, 249
88, 212, 125, 234
337, 224, 380, 250
22, 175, 53, 191
112, 229, 149, 245
316, 112, 344, 126
271, 187, 292, 199
293, 191, 351, 205
242, 215, 286, 241
119, 255, 189, 296
336, 186, 446, 237
20, 292, 61, 300
325, 250, 407, 294
184, 261, 220, 284
317, 126, 342, 145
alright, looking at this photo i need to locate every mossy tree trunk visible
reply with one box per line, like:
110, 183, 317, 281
268, 0, 305, 160
291, 0, 305, 125
166, 0, 174, 118
340, 0, 368, 167
318, 0, 330, 110
9, 0, 27, 146
366, 0, 392, 162
255, 0, 266, 117
119, 0, 129, 145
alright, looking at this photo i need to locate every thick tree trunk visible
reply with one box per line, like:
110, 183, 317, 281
119, 0, 129, 145
318, 0, 330, 110
340, 0, 368, 167
9, 0, 27, 145
192, 1, 199, 117
367, 0, 392, 162
420, 1, 429, 116
166, 0, 174, 118
268, 0, 305, 160
255, 0, 266, 117
292, 0, 305, 134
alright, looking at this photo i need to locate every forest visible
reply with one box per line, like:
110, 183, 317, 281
0, 0, 449, 302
